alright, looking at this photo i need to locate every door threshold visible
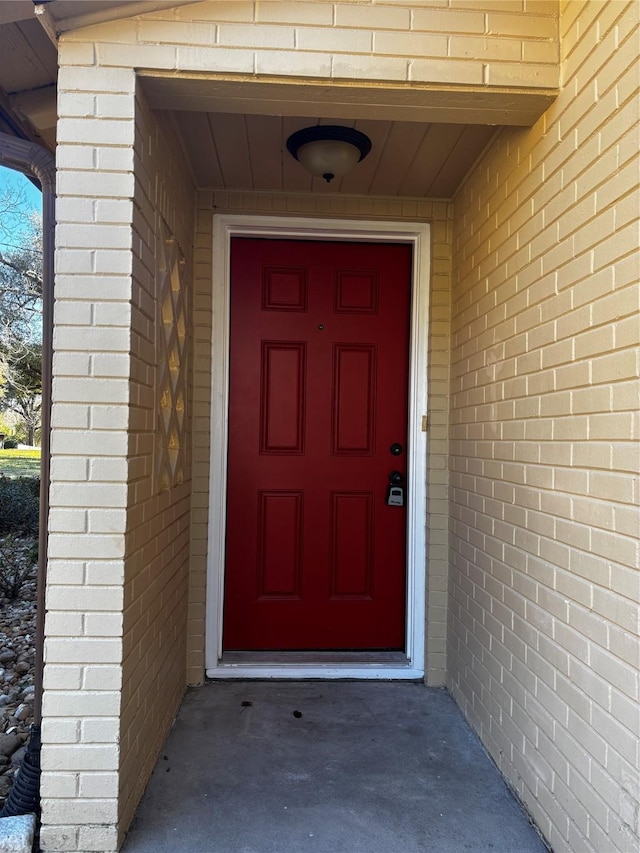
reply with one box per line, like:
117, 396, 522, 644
207, 651, 424, 680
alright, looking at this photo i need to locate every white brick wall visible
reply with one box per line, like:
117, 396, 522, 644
118, 86, 194, 839
42, 55, 137, 851
60, 0, 558, 110
43, 54, 195, 853
448, 2, 640, 851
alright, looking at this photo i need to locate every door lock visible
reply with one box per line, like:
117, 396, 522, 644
386, 470, 404, 507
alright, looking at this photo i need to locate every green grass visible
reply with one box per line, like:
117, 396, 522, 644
0, 449, 41, 478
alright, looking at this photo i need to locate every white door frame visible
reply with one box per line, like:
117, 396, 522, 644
206, 214, 430, 679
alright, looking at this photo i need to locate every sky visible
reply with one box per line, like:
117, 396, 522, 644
0, 164, 44, 351
0, 164, 42, 255
0, 164, 42, 209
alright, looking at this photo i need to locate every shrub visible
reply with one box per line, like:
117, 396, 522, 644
3, 438, 19, 449
0, 476, 40, 536
0, 535, 37, 599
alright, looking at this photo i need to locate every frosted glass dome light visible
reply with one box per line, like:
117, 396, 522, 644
286, 125, 372, 183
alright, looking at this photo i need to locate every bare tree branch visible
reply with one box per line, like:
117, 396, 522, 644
0, 184, 42, 443
0, 250, 42, 290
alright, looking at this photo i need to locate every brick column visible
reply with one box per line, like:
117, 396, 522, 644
40, 54, 136, 853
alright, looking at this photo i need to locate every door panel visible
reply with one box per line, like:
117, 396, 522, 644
332, 344, 377, 454
223, 238, 412, 650
260, 342, 306, 453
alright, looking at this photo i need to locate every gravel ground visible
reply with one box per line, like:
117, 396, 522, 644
0, 541, 37, 811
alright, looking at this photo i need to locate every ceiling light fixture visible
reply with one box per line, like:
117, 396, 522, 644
286, 125, 372, 183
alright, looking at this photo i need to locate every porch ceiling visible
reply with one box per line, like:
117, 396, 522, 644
162, 109, 497, 199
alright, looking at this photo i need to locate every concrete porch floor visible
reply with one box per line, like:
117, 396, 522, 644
122, 682, 548, 853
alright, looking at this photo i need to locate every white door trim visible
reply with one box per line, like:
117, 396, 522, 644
206, 214, 430, 679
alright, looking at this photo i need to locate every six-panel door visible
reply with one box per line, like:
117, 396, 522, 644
223, 238, 412, 650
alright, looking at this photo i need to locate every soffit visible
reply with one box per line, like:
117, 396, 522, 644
0, 1, 195, 148
0, 3, 56, 148
163, 110, 497, 199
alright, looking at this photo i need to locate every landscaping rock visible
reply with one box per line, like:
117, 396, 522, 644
0, 735, 21, 757
0, 556, 37, 812
0, 813, 36, 853
15, 705, 29, 722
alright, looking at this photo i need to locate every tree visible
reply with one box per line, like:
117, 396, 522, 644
0, 182, 42, 444
1, 344, 42, 446
0, 186, 42, 350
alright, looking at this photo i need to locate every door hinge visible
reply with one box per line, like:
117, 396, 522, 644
421, 415, 428, 432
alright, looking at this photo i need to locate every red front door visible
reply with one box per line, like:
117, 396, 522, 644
223, 238, 412, 651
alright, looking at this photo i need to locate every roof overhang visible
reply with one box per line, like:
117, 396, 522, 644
33, 0, 200, 43
0, 1, 198, 147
